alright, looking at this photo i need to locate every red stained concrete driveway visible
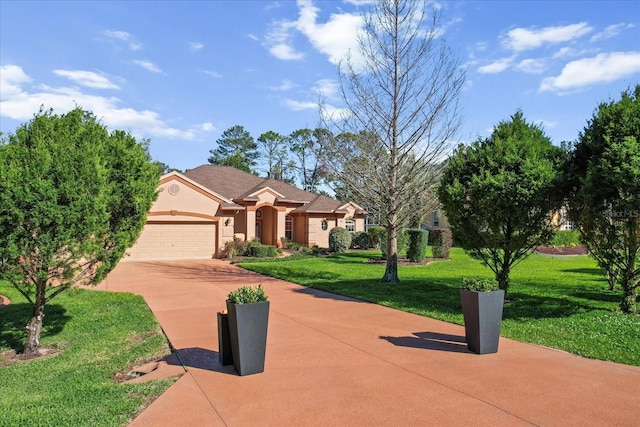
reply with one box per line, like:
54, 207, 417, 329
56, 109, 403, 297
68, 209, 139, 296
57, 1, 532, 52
96, 260, 640, 426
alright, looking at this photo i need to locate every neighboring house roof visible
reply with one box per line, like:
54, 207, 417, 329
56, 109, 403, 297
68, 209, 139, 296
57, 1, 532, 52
183, 165, 363, 215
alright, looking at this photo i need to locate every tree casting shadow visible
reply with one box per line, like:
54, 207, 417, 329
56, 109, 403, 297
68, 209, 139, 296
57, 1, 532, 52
0, 303, 70, 352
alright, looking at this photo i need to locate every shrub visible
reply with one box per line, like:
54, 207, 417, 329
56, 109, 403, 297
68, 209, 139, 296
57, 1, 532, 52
329, 227, 352, 253
380, 228, 409, 259
353, 231, 370, 249
406, 229, 429, 263
223, 236, 250, 258
461, 277, 499, 292
431, 228, 452, 259
367, 226, 386, 249
549, 230, 581, 247
228, 284, 268, 304
248, 244, 278, 258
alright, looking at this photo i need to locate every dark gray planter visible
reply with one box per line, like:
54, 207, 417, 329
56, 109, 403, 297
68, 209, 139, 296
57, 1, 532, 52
460, 289, 505, 354
217, 312, 233, 366
226, 300, 270, 376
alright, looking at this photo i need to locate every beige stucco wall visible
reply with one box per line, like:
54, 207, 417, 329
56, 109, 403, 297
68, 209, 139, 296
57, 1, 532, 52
152, 179, 222, 220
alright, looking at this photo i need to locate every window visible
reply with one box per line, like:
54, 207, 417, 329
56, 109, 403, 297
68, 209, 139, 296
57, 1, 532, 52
345, 219, 355, 234
256, 210, 263, 218
285, 215, 293, 241
433, 210, 440, 227
321, 220, 328, 231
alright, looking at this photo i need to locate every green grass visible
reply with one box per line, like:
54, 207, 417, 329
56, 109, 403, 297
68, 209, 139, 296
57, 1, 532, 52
0, 282, 176, 427
238, 248, 640, 366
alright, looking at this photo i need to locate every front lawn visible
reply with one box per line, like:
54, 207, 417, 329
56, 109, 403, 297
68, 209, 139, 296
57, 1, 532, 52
238, 248, 640, 366
0, 282, 176, 427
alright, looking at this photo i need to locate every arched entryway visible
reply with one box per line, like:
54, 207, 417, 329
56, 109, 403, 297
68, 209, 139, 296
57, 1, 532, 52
255, 206, 278, 246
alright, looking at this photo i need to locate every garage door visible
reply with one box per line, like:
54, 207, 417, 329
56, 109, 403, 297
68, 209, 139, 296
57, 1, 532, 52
126, 223, 217, 261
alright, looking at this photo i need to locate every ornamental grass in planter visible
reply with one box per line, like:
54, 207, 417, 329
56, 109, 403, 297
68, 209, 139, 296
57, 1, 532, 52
226, 284, 270, 376
460, 277, 504, 354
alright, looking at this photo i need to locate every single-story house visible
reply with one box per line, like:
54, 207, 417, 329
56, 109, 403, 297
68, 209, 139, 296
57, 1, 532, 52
125, 165, 366, 261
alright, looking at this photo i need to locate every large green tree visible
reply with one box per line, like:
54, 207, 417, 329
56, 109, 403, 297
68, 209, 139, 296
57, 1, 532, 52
565, 85, 640, 313
322, 0, 464, 283
438, 111, 564, 293
257, 130, 292, 181
0, 108, 160, 357
208, 125, 258, 173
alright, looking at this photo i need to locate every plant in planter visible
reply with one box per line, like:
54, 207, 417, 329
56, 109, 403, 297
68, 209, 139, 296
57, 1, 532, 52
460, 277, 504, 354
226, 284, 270, 375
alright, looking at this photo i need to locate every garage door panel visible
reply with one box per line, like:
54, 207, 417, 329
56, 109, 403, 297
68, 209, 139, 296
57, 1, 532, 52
126, 223, 217, 261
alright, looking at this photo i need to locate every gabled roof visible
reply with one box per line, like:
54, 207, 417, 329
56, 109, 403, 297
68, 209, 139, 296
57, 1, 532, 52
182, 165, 352, 214
160, 171, 244, 210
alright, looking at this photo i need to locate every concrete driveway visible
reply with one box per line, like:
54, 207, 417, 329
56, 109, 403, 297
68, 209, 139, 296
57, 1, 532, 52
97, 260, 640, 426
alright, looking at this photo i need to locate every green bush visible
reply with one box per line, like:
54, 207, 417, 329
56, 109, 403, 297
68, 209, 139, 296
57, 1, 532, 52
461, 277, 499, 292
228, 284, 268, 304
353, 231, 370, 249
249, 244, 277, 258
380, 228, 409, 259
431, 228, 452, 259
329, 227, 352, 253
224, 236, 251, 257
549, 230, 581, 247
367, 226, 386, 249
406, 229, 429, 263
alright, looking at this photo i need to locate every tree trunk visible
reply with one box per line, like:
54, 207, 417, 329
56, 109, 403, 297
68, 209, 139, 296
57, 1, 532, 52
24, 303, 45, 357
496, 263, 510, 294
382, 222, 400, 283
619, 270, 637, 314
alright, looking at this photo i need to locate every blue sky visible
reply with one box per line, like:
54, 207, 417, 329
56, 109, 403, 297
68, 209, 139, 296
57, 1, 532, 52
1, 0, 639, 174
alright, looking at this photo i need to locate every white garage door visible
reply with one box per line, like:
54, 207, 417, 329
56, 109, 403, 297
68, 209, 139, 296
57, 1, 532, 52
126, 223, 217, 261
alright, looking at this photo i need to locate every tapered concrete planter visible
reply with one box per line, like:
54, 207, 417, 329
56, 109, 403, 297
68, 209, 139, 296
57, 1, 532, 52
460, 289, 504, 354
226, 300, 270, 376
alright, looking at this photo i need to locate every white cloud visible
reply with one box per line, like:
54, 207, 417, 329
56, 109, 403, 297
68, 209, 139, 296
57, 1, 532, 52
514, 58, 546, 74
295, 0, 363, 65
0, 64, 32, 97
264, 0, 363, 65
200, 122, 215, 132
270, 80, 297, 91
102, 29, 142, 51
282, 98, 317, 111
540, 51, 640, 93
312, 78, 339, 98
190, 41, 204, 52
53, 69, 120, 89
552, 46, 593, 59
247, 33, 259, 41
477, 57, 514, 74
590, 23, 635, 43
502, 22, 592, 52
265, 19, 304, 60
0, 65, 195, 140
133, 60, 162, 73
199, 69, 223, 78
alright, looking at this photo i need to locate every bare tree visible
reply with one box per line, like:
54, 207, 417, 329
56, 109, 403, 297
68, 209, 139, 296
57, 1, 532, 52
321, 0, 464, 283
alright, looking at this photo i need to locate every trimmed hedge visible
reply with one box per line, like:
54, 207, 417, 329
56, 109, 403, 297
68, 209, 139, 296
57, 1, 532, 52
549, 230, 581, 247
431, 228, 452, 259
406, 229, 429, 263
249, 244, 278, 258
367, 226, 385, 249
353, 231, 370, 249
329, 227, 352, 253
380, 228, 409, 259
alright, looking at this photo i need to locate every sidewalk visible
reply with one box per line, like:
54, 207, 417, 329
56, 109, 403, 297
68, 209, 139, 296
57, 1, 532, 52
98, 260, 640, 426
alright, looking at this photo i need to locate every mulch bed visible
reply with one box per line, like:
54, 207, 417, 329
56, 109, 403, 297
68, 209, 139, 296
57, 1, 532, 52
535, 246, 588, 255
0, 295, 9, 307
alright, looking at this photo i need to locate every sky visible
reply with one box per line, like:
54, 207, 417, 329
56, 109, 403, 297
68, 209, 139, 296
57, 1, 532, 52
1, 0, 639, 174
